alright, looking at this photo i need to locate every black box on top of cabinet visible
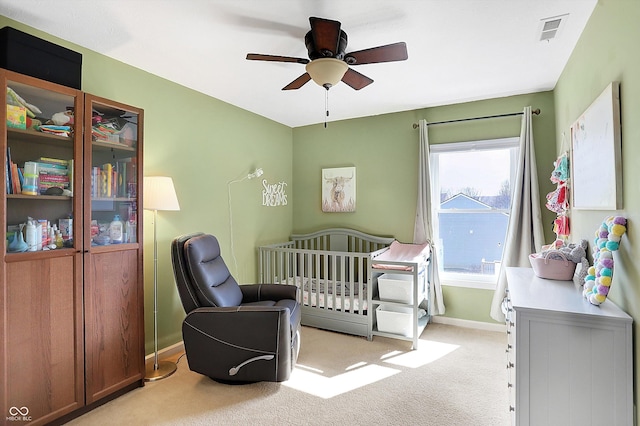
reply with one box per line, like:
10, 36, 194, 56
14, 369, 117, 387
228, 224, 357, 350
0, 26, 82, 89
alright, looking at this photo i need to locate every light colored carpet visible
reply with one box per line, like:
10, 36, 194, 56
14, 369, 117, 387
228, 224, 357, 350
67, 323, 509, 425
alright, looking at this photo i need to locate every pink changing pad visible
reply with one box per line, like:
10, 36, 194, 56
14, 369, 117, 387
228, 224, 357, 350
372, 240, 430, 270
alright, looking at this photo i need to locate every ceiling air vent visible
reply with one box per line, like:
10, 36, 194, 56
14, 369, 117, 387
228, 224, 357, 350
539, 14, 569, 42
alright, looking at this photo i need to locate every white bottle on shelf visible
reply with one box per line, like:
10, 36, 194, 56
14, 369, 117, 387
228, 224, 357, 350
26, 221, 37, 251
109, 215, 124, 244
126, 220, 136, 243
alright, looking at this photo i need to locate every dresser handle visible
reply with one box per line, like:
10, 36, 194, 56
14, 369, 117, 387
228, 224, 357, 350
507, 382, 513, 388
507, 362, 514, 368
510, 406, 515, 412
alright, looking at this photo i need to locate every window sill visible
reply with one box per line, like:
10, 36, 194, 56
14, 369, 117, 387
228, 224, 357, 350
441, 278, 497, 290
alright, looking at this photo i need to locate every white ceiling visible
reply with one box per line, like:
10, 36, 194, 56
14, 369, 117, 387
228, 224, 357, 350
0, 0, 597, 128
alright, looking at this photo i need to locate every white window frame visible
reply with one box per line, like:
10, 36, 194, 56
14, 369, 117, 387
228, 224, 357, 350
430, 137, 519, 290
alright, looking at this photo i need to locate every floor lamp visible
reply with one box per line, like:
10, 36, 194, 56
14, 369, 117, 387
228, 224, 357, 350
143, 176, 180, 381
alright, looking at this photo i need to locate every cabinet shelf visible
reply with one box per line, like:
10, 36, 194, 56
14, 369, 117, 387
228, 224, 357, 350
91, 196, 136, 202
8, 127, 73, 146
7, 194, 73, 201
92, 140, 136, 152
5, 247, 77, 261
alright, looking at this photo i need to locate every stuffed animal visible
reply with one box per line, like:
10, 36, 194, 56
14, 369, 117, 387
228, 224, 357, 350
51, 111, 74, 126
545, 239, 589, 284
583, 216, 627, 305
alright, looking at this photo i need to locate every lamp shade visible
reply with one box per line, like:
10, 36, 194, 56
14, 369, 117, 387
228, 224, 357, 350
305, 58, 349, 89
144, 176, 180, 211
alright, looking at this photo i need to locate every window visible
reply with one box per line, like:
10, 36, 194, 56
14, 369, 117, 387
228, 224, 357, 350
430, 137, 519, 289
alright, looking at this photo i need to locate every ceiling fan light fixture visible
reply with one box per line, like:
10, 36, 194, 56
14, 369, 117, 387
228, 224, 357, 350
305, 58, 348, 89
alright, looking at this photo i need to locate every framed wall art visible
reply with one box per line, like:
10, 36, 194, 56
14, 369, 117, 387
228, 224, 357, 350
322, 167, 356, 212
570, 81, 622, 210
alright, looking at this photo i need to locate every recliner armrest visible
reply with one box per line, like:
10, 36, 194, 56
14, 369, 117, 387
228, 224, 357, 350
240, 283, 298, 303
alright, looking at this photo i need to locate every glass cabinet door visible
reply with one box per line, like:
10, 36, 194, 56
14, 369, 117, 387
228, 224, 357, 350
3, 71, 83, 255
2, 70, 85, 422
85, 95, 142, 249
83, 94, 144, 402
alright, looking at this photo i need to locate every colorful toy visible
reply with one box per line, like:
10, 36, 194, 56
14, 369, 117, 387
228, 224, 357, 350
583, 216, 627, 305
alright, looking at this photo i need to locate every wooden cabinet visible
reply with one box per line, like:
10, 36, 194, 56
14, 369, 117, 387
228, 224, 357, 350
505, 267, 633, 426
1, 70, 144, 424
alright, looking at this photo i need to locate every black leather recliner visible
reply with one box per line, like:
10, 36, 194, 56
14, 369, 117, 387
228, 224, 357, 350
171, 233, 301, 383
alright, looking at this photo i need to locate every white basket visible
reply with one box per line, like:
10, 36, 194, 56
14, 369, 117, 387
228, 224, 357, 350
378, 273, 417, 304
376, 305, 414, 337
529, 250, 576, 281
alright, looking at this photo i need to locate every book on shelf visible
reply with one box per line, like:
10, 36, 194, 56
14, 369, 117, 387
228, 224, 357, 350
39, 157, 69, 166
5, 147, 11, 194
90, 159, 136, 199
11, 163, 21, 194
5, 147, 24, 195
34, 156, 72, 195
17, 167, 24, 190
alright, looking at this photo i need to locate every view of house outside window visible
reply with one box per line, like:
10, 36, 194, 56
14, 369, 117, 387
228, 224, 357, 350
430, 137, 519, 289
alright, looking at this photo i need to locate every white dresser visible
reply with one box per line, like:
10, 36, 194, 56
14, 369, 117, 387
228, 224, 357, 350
505, 267, 633, 426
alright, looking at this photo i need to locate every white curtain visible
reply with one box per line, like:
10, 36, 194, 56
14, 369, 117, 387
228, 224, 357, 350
414, 119, 446, 315
489, 106, 545, 322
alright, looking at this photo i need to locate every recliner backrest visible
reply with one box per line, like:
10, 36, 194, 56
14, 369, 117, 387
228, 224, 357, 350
172, 232, 205, 314
183, 234, 243, 308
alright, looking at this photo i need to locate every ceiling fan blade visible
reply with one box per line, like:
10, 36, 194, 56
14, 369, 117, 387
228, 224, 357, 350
282, 73, 312, 90
341, 68, 374, 90
309, 17, 342, 57
246, 53, 309, 64
345, 42, 408, 65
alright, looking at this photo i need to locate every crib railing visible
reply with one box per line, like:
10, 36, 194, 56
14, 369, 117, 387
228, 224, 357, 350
259, 244, 372, 315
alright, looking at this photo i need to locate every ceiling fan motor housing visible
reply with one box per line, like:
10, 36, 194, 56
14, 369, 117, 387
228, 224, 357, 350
305, 30, 348, 60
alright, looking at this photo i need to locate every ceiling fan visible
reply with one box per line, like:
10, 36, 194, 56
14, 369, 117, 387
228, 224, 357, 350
246, 17, 408, 91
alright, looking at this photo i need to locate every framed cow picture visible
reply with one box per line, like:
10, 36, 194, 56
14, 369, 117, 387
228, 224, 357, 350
322, 167, 356, 212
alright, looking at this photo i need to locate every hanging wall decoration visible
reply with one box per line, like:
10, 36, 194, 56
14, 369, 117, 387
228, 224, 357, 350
570, 81, 622, 210
322, 167, 356, 212
583, 216, 627, 306
546, 152, 571, 244
262, 179, 288, 207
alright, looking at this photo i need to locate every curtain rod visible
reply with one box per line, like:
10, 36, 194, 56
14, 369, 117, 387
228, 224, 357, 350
412, 108, 541, 129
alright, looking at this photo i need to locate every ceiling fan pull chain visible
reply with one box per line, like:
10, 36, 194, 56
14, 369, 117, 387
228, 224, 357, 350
324, 88, 329, 128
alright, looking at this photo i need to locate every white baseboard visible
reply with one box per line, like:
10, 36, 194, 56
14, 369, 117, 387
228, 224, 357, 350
431, 315, 506, 333
145, 341, 185, 362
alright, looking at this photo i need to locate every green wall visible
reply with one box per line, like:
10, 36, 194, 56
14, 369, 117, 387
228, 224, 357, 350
0, 17, 294, 354
553, 0, 640, 414
292, 91, 558, 324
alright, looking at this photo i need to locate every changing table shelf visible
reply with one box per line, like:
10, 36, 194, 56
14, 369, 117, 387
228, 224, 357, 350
368, 241, 431, 349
